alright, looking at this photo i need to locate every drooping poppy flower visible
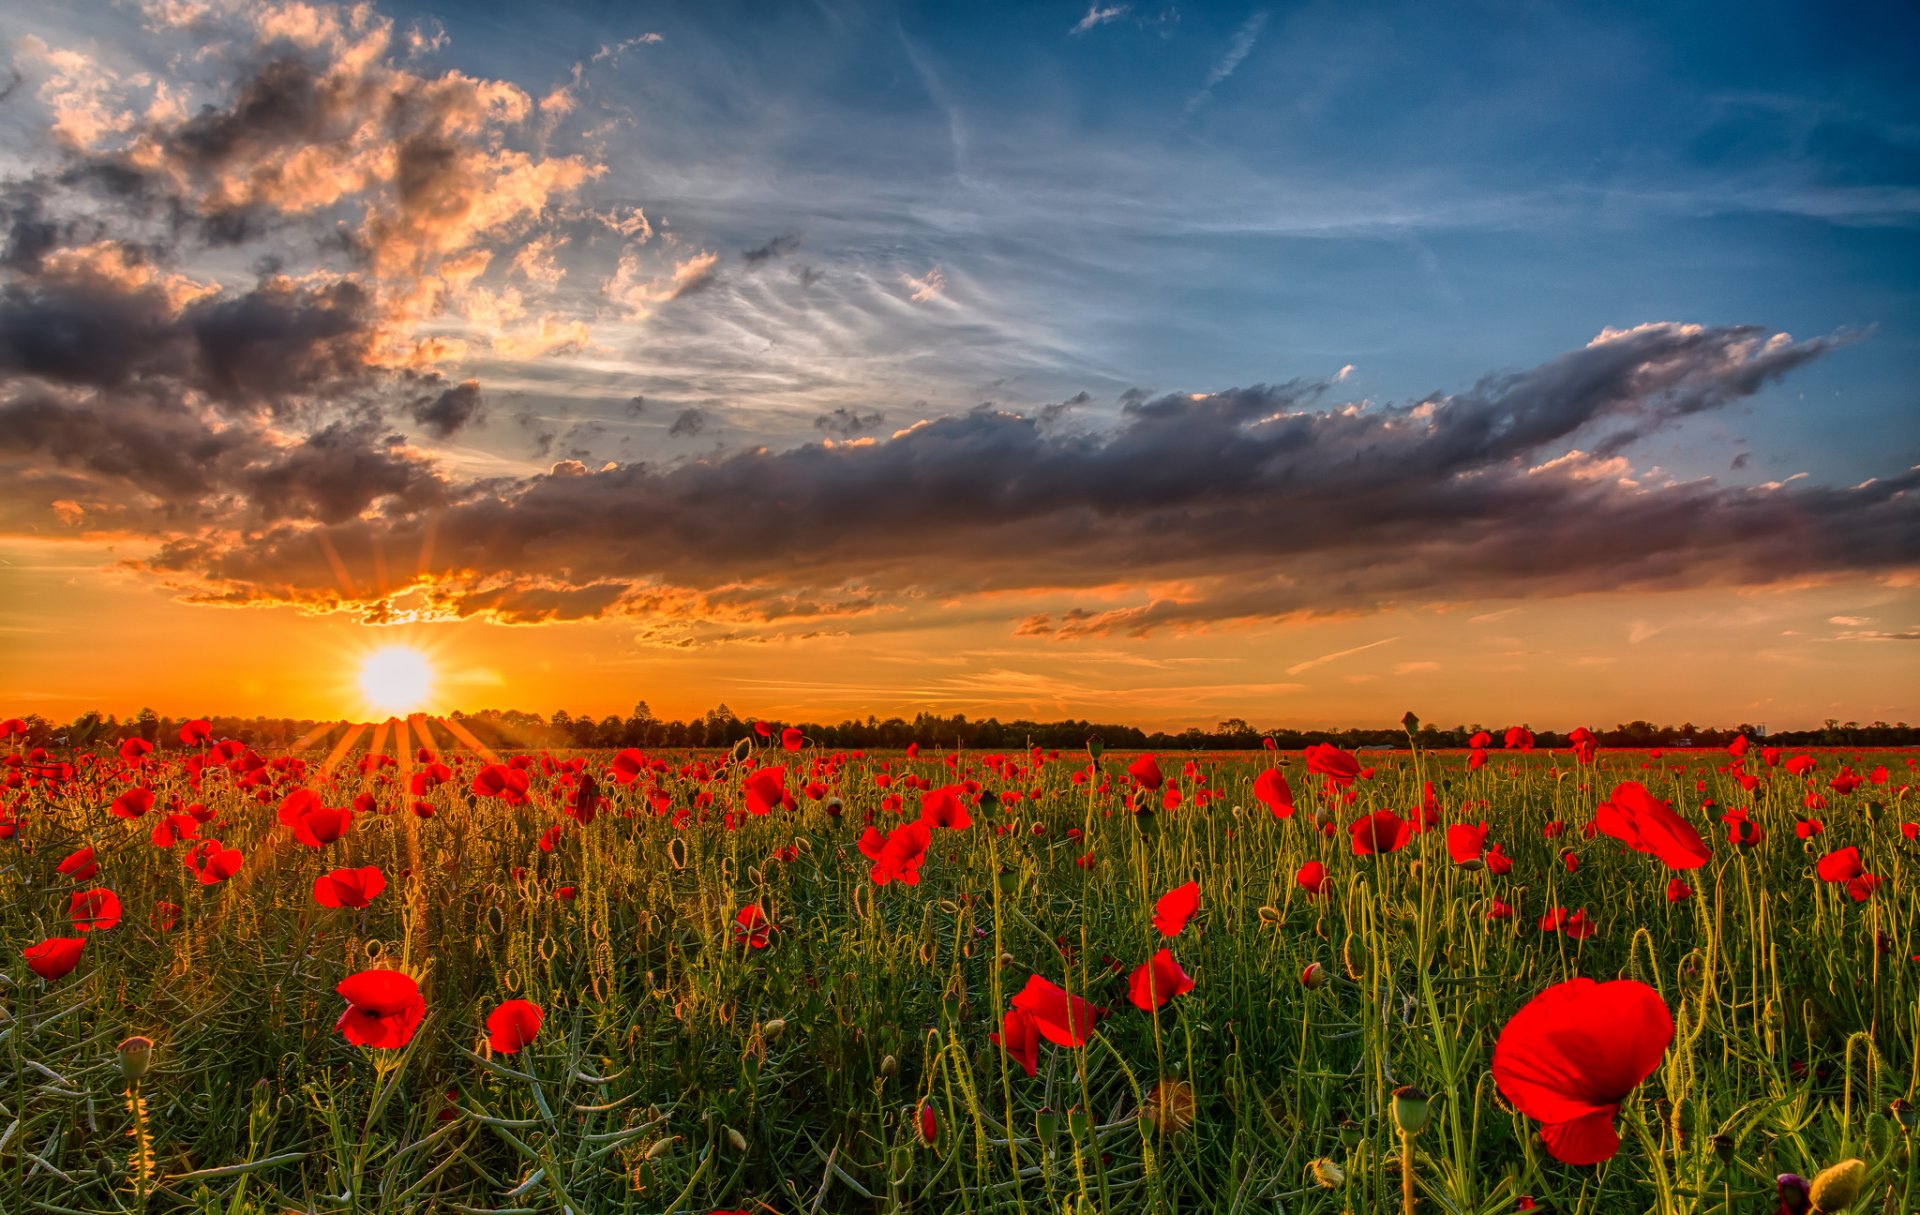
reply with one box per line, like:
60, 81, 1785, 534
1447, 822, 1490, 866
733, 904, 772, 949
486, 999, 543, 1054
1128, 948, 1195, 1011
990, 1006, 1041, 1077
554, 885, 578, 901
24, 936, 85, 981
335, 969, 426, 1049
1593, 782, 1712, 870
1350, 810, 1413, 855
1305, 743, 1360, 787
1009, 974, 1096, 1048
1253, 768, 1294, 818
57, 845, 99, 881
1491, 978, 1673, 1164
278, 788, 353, 847
1128, 754, 1164, 791
68, 888, 122, 932
780, 726, 805, 752
1152, 881, 1199, 936
1296, 860, 1329, 895
314, 865, 387, 909
110, 787, 155, 819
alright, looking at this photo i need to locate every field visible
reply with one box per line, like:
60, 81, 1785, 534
2, 731, 1915, 1215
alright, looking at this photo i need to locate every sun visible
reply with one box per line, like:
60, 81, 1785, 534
358, 646, 435, 717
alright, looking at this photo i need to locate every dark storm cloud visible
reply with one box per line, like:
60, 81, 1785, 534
813, 407, 886, 436
408, 379, 483, 438
667, 407, 708, 437
87, 321, 1916, 629
741, 230, 802, 265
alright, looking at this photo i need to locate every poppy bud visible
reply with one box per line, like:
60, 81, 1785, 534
1391, 1085, 1430, 1135
1338, 1117, 1363, 1148
1309, 1157, 1345, 1188
1807, 1158, 1865, 1213
1401, 711, 1420, 733
825, 797, 843, 817
1777, 1173, 1812, 1214
1300, 962, 1327, 989
763, 1017, 787, 1042
918, 1102, 938, 1145
646, 1136, 676, 1160
995, 866, 1020, 895
1086, 736, 1104, 760
725, 1125, 748, 1153
117, 1035, 153, 1082
1036, 1106, 1059, 1144
880, 1053, 898, 1079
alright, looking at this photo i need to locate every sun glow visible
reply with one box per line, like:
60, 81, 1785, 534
358, 646, 435, 717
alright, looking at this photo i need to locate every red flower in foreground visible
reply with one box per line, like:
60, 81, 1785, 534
68, 888, 122, 932
1128, 948, 1196, 1011
336, 969, 426, 1049
486, 999, 543, 1054
866, 819, 932, 886
990, 1006, 1041, 1077
1594, 781, 1711, 870
1350, 810, 1413, 855
58, 845, 99, 881
1009, 974, 1096, 1047
1447, 822, 1489, 865
1666, 878, 1692, 902
733, 904, 772, 949
1152, 881, 1199, 936
110, 786, 155, 819
471, 763, 530, 805
1253, 768, 1294, 818
187, 840, 243, 885
1492, 978, 1672, 1164
780, 726, 805, 751
1127, 754, 1164, 791
314, 865, 387, 909
24, 936, 85, 981
279, 788, 353, 847
744, 766, 791, 816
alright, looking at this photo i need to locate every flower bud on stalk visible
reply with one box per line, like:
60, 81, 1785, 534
1807, 1158, 1865, 1213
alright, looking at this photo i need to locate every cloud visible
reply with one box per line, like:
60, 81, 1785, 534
814, 407, 887, 437
741, 231, 802, 265
1287, 637, 1400, 675
1187, 10, 1268, 113
1072, 5, 1130, 34
408, 379, 482, 438
57, 319, 1908, 637
667, 406, 708, 438
902, 264, 945, 302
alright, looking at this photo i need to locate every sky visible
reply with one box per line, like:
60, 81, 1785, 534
0, 0, 1915, 731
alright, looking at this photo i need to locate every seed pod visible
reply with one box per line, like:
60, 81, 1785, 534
1338, 1118, 1363, 1149
117, 1036, 154, 1082
1808, 1158, 1866, 1213
1035, 1106, 1059, 1144
1391, 1086, 1430, 1136
668, 838, 688, 869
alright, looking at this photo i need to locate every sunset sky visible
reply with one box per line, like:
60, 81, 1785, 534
0, 0, 1915, 730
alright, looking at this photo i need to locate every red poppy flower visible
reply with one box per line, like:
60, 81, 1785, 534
336, 969, 426, 1049
1296, 860, 1329, 895
278, 788, 353, 847
68, 888, 122, 932
744, 766, 790, 816
1128, 948, 1195, 1011
1665, 878, 1692, 902
1816, 845, 1864, 884
1504, 726, 1535, 750
1594, 782, 1711, 870
733, 904, 771, 949
1469, 730, 1493, 749
110, 786, 154, 819
472, 764, 530, 804
1492, 978, 1673, 1164
869, 820, 932, 886
1486, 842, 1513, 875
1488, 898, 1514, 920
920, 784, 973, 830
149, 813, 199, 848
57, 845, 99, 881
1721, 806, 1763, 848
1305, 743, 1360, 787
23, 936, 85, 981
1253, 768, 1294, 818
990, 1006, 1041, 1077
315, 865, 387, 909
1152, 881, 1199, 936
1128, 754, 1164, 791
118, 737, 152, 763
486, 999, 543, 1054
1447, 822, 1489, 865
1009, 974, 1096, 1047
1784, 754, 1815, 776
1537, 906, 1598, 940
152, 901, 181, 931
1795, 818, 1824, 839
188, 840, 244, 884
179, 719, 212, 746
1350, 810, 1412, 855
554, 885, 577, 901
781, 726, 805, 751
918, 1102, 938, 1145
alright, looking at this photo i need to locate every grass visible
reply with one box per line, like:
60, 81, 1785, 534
1, 737, 1914, 1214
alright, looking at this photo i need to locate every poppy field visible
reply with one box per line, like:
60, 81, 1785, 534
2, 723, 1916, 1215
